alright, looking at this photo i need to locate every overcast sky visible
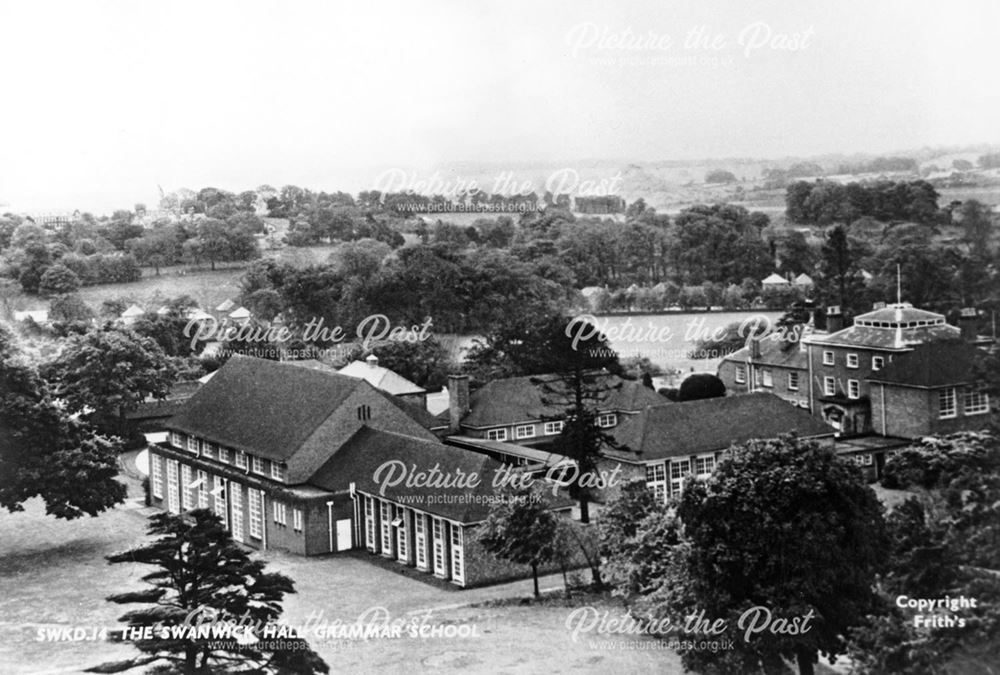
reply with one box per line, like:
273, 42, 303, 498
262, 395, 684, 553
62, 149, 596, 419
1, 0, 998, 213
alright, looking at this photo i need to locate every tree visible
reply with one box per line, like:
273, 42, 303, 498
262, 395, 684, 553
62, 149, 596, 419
778, 231, 816, 276
90, 509, 328, 674
342, 338, 452, 390
128, 225, 179, 275
49, 293, 95, 325
705, 169, 737, 184
849, 432, 1000, 673
478, 486, 560, 598
17, 241, 52, 294
677, 373, 726, 401
44, 325, 176, 439
0, 326, 126, 519
818, 225, 867, 315
39, 263, 82, 296
656, 436, 888, 675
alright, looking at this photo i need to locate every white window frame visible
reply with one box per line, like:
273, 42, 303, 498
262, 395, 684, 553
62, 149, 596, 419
514, 424, 536, 440
166, 460, 179, 514
787, 371, 799, 391
543, 421, 564, 435
273, 500, 287, 525
846, 353, 859, 369
823, 376, 836, 396
597, 413, 617, 428
450, 524, 464, 584
847, 379, 860, 399
694, 454, 715, 477
432, 517, 446, 577
735, 364, 746, 384
196, 469, 208, 509
396, 507, 409, 562
963, 387, 989, 416
235, 450, 248, 469
486, 428, 508, 442
364, 497, 376, 551
414, 513, 427, 568
872, 356, 885, 371
823, 350, 835, 366
186, 436, 198, 455
939, 388, 957, 419
230, 484, 244, 542
761, 369, 773, 388
271, 462, 285, 481
218, 446, 229, 464
201, 441, 214, 460
170, 432, 183, 449
380, 501, 392, 554
213, 476, 228, 528
252, 455, 266, 475
180, 464, 193, 511
151, 454, 163, 499
248, 488, 263, 539
292, 508, 303, 532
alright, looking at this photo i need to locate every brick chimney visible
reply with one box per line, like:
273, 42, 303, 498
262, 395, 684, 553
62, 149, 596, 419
748, 336, 762, 359
958, 307, 979, 341
826, 306, 844, 333
448, 374, 470, 433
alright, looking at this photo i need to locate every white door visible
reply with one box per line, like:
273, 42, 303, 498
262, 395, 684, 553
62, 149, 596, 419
336, 519, 352, 551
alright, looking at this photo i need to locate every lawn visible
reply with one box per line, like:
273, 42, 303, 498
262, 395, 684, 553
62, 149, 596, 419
0, 476, 684, 675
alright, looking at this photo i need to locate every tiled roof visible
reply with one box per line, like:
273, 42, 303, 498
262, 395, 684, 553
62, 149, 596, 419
339, 360, 426, 396
722, 336, 807, 369
309, 427, 517, 523
608, 393, 835, 461
462, 373, 666, 428
868, 340, 980, 388
854, 303, 945, 326
167, 356, 363, 461
808, 323, 960, 350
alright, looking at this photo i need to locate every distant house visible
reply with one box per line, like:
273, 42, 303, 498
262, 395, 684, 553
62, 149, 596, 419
13, 309, 48, 324
339, 354, 428, 409
793, 273, 814, 289
120, 304, 145, 325
228, 306, 251, 323
762, 272, 790, 288
605, 393, 836, 503
215, 299, 237, 313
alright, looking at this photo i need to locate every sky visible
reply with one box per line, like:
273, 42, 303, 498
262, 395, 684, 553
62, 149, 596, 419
1, 0, 998, 213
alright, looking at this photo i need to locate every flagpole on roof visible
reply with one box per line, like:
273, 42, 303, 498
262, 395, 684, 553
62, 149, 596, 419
896, 264, 901, 304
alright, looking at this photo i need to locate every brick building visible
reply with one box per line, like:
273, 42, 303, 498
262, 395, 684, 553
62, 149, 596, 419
147, 356, 572, 587
601, 393, 836, 503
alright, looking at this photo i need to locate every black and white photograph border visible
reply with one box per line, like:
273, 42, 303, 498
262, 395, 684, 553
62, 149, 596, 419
1, 1, 998, 673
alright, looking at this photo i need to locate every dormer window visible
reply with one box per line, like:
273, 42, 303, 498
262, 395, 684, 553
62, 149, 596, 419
186, 437, 198, 454
252, 455, 266, 475
170, 432, 183, 449
271, 462, 286, 482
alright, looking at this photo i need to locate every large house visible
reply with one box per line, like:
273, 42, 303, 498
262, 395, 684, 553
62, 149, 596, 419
601, 393, 836, 503
720, 303, 989, 437
147, 356, 570, 587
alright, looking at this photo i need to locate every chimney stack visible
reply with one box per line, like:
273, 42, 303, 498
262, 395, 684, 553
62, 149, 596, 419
826, 306, 844, 333
748, 336, 762, 360
958, 307, 979, 342
448, 374, 470, 433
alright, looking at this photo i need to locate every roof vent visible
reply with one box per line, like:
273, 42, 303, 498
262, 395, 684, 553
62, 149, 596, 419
365, 353, 379, 368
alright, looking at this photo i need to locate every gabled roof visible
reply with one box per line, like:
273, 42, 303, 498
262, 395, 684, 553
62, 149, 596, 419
215, 299, 237, 312
808, 323, 960, 350
121, 304, 145, 317
462, 373, 665, 428
608, 393, 835, 461
794, 273, 814, 285
762, 273, 790, 284
167, 356, 363, 461
228, 306, 251, 319
868, 340, 980, 388
339, 359, 426, 396
308, 427, 511, 523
